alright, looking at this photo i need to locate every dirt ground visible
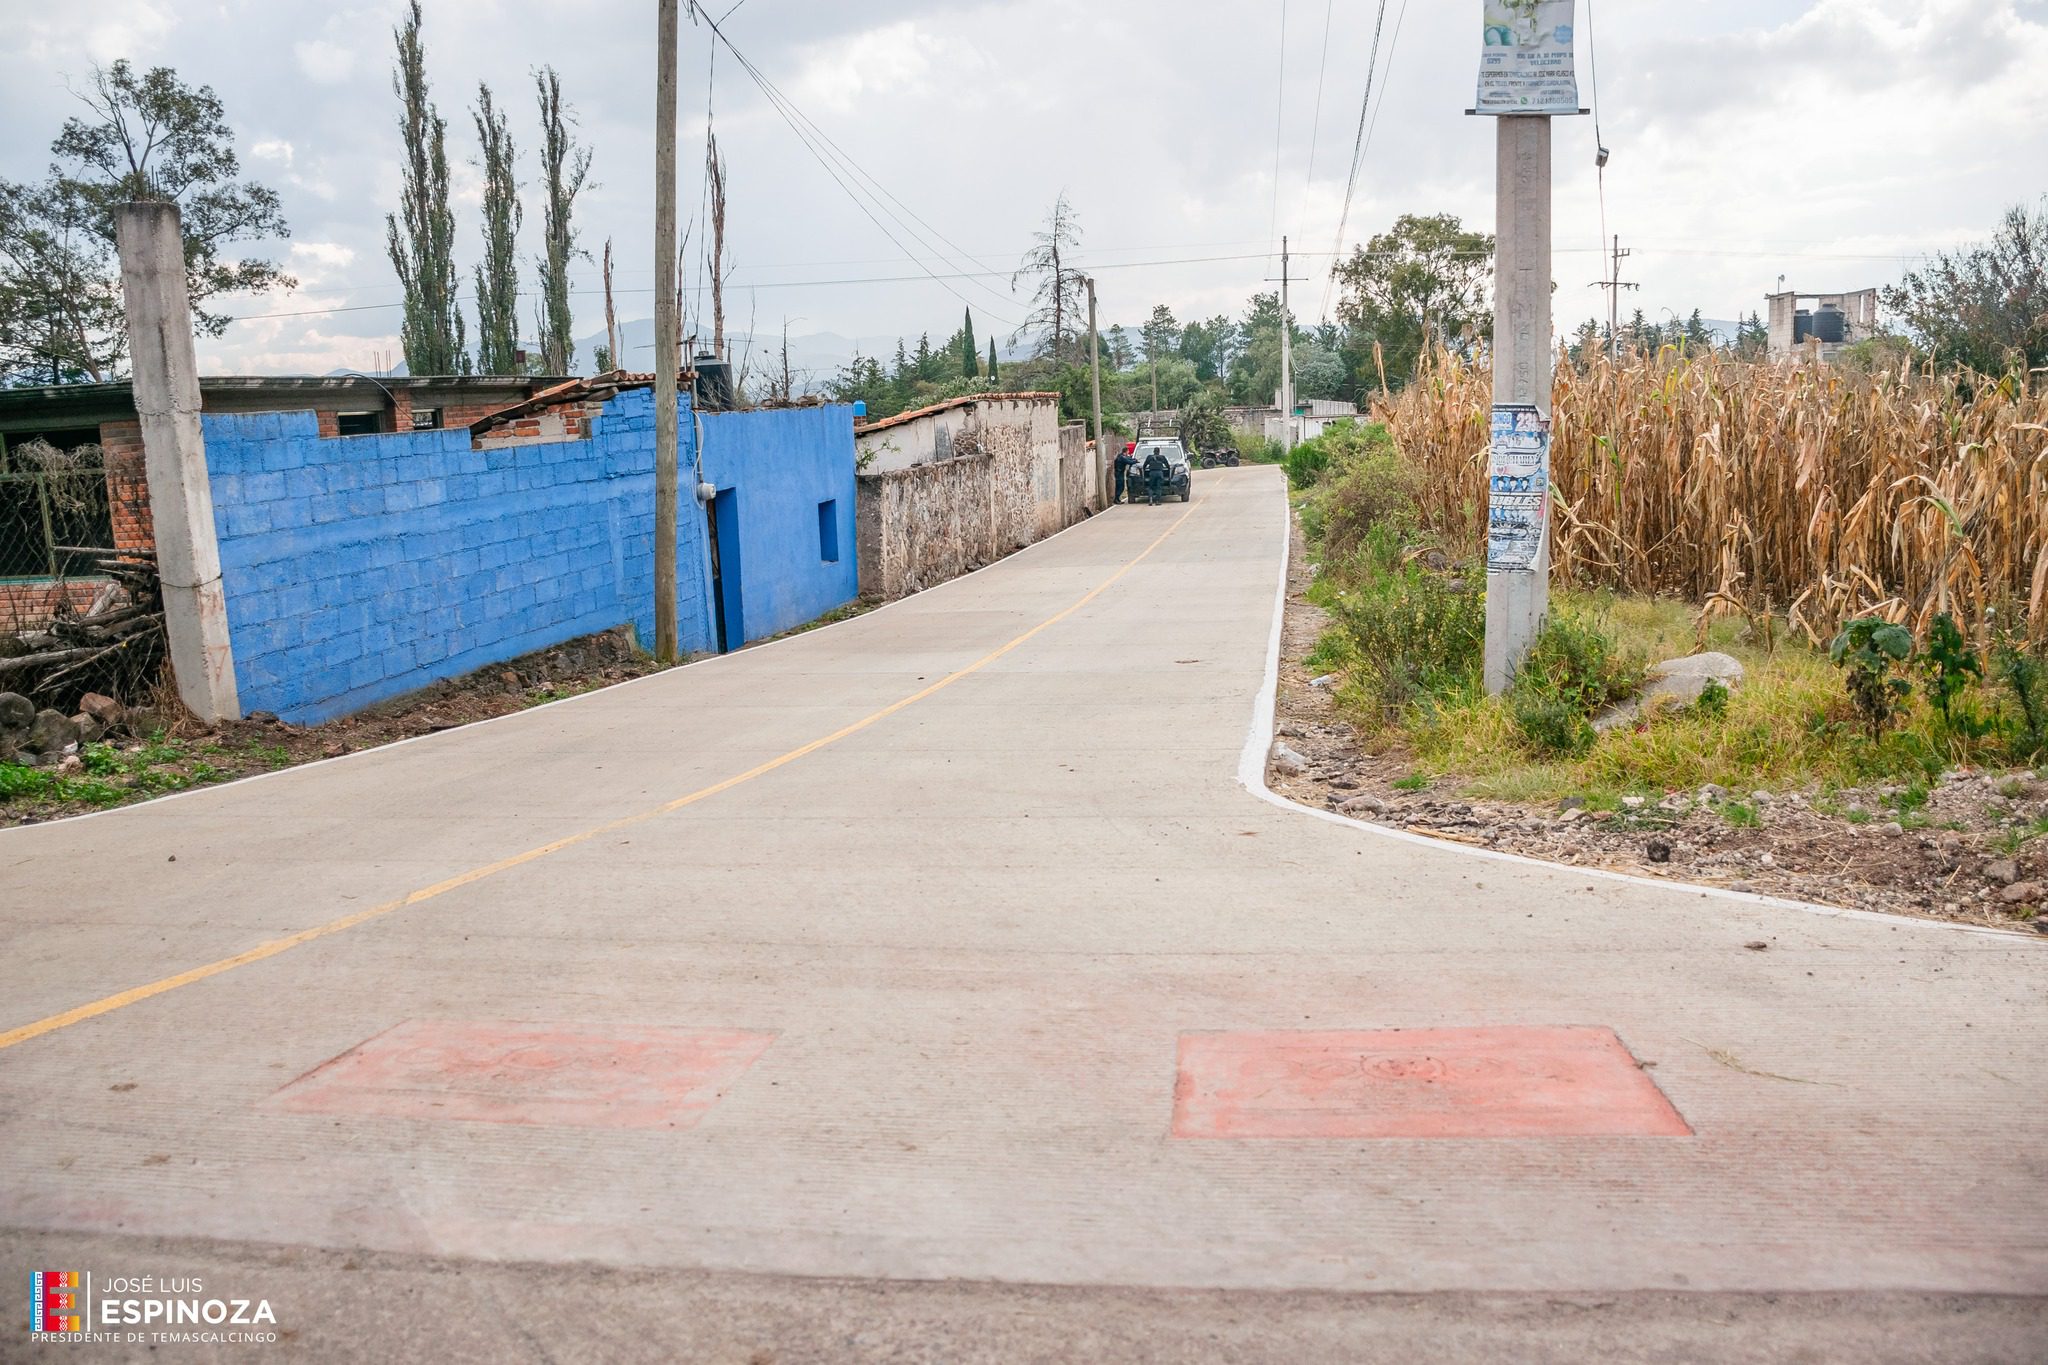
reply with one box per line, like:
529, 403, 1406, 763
1267, 519, 2048, 934
1, 626, 667, 828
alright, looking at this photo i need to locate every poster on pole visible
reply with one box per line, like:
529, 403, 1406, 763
1475, 1, 1581, 115
1486, 404, 1550, 573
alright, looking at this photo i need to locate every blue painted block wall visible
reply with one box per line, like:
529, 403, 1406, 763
203, 392, 856, 724
203, 390, 699, 722
698, 404, 859, 643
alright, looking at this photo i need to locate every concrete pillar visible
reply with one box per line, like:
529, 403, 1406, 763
1483, 115, 1552, 696
115, 202, 240, 722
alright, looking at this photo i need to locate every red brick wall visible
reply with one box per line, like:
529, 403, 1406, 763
473, 400, 608, 448
98, 420, 153, 554
0, 578, 110, 634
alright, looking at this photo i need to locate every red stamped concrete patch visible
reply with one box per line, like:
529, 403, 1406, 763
1173, 1026, 1689, 1139
269, 1021, 775, 1130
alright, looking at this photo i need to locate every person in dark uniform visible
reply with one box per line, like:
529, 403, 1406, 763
1141, 445, 1170, 505
1113, 445, 1137, 504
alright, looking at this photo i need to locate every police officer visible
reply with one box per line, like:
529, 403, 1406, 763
1141, 444, 1170, 505
1112, 443, 1137, 504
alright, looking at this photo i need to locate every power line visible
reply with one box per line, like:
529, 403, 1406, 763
222, 245, 1934, 326
1268, 0, 1289, 250
1301, 0, 1336, 202
1318, 0, 1402, 323
692, 7, 1025, 327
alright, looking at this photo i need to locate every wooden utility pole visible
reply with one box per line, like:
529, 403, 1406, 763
653, 0, 681, 663
1085, 276, 1104, 506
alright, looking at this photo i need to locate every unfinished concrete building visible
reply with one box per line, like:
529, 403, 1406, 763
1766, 288, 1880, 361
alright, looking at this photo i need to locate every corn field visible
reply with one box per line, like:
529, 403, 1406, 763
1379, 347, 2048, 644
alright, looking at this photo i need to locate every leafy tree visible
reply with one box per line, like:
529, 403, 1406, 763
534, 65, 593, 375
471, 82, 521, 375
1179, 314, 1237, 381
959, 308, 978, 379
1104, 324, 1135, 370
1179, 389, 1230, 451
1292, 340, 1347, 400
1884, 199, 2048, 377
1013, 193, 1087, 362
1331, 212, 1494, 387
1227, 291, 1290, 406
1734, 310, 1769, 360
386, 0, 466, 375
1142, 304, 1180, 363
0, 60, 292, 384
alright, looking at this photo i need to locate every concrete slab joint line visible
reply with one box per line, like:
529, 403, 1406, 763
0, 495, 1211, 1054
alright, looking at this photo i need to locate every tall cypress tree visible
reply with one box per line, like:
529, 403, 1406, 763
534, 66, 592, 375
961, 308, 978, 378
987, 339, 999, 382
471, 82, 520, 374
385, 0, 466, 375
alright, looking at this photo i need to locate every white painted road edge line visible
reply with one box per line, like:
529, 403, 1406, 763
1231, 470, 2039, 945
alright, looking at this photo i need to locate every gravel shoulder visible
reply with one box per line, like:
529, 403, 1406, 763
1267, 513, 2048, 934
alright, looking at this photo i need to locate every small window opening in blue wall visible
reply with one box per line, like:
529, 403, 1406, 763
817, 499, 840, 563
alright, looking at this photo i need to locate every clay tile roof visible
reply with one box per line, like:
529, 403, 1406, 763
852, 391, 1060, 436
467, 369, 663, 435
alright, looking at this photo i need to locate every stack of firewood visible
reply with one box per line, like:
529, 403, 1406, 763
0, 552, 166, 714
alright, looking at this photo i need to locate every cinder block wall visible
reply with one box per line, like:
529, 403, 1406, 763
202, 390, 707, 723
698, 404, 859, 640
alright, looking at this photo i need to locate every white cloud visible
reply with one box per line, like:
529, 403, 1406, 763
293, 39, 356, 86
9, 0, 2043, 373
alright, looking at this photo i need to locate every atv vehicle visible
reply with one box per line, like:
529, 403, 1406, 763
1197, 446, 1242, 469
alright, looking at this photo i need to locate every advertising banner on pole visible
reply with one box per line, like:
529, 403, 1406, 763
1486, 403, 1550, 573
1475, 1, 1580, 115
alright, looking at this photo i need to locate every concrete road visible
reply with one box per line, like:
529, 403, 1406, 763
3, 467, 2044, 1362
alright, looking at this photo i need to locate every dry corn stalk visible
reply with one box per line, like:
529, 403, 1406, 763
1380, 346, 2048, 644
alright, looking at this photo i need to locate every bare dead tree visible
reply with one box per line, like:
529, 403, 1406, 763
600, 236, 620, 372
705, 128, 728, 359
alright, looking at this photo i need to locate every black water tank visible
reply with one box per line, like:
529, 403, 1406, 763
1793, 309, 1813, 344
693, 355, 735, 412
1811, 307, 1847, 344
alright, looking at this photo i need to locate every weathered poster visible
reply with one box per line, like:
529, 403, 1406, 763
1475, 0, 1580, 115
1486, 404, 1549, 573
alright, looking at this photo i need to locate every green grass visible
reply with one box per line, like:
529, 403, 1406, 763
1722, 800, 1762, 828
1323, 587, 2003, 804
1392, 772, 1429, 791
1, 731, 249, 814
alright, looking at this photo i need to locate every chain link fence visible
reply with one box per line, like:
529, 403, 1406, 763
0, 434, 121, 635
1, 432, 164, 713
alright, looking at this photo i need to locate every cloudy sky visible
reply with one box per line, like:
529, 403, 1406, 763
3, 0, 2044, 376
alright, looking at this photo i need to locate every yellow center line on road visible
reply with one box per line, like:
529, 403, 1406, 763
0, 491, 1214, 1054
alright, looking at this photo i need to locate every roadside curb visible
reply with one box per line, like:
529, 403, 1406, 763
1232, 472, 2041, 945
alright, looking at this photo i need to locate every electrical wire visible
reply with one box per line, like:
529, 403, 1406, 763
1268, 0, 1289, 251
695, 8, 1025, 326
1318, 0, 1405, 324
1301, 0, 1336, 203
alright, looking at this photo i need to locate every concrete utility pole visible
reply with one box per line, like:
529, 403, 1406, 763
1278, 235, 1296, 452
114, 202, 239, 723
1085, 276, 1105, 507
652, 0, 681, 663
1597, 234, 1637, 362
1482, 114, 1554, 695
